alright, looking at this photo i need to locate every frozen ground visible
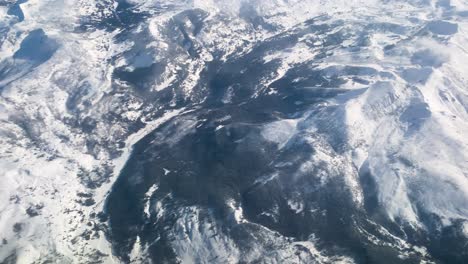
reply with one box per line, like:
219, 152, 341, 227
0, 0, 467, 263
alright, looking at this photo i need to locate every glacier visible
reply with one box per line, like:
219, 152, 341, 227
0, 0, 467, 263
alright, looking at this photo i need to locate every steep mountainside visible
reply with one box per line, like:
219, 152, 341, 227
0, 0, 467, 263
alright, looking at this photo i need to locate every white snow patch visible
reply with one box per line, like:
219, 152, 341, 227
261, 119, 299, 149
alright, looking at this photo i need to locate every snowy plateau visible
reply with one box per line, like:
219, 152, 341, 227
0, 0, 468, 263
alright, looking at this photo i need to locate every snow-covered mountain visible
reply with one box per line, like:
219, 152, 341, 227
0, 0, 467, 263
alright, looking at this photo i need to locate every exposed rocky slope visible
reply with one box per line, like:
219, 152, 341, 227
0, 0, 467, 263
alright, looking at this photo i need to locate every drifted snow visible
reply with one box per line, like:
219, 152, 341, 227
0, 0, 468, 263
261, 119, 299, 149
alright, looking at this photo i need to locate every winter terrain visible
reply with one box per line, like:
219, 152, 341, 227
0, 0, 468, 263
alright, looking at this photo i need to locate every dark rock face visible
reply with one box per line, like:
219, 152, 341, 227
13, 29, 58, 64
7, 0, 28, 22
1, 0, 468, 263
101, 4, 468, 263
